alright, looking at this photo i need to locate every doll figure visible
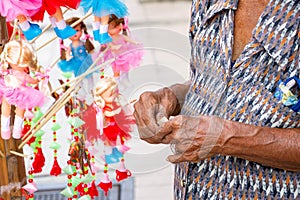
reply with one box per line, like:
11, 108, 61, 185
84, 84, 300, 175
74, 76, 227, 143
57, 17, 98, 104
0, 0, 43, 40
31, 0, 81, 39
93, 77, 134, 164
80, 0, 128, 44
58, 17, 95, 77
105, 15, 144, 89
0, 40, 45, 140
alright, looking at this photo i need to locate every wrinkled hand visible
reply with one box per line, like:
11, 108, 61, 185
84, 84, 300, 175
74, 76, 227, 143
133, 87, 181, 144
158, 115, 225, 163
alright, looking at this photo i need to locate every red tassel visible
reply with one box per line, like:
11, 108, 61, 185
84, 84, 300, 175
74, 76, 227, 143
32, 148, 45, 173
22, 124, 31, 137
98, 181, 112, 196
116, 169, 132, 182
26, 136, 36, 146
22, 124, 36, 145
116, 159, 131, 182
50, 159, 62, 176
88, 181, 99, 198
98, 173, 112, 196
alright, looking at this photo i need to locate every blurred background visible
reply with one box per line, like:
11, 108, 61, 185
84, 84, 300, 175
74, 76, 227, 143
23, 0, 192, 199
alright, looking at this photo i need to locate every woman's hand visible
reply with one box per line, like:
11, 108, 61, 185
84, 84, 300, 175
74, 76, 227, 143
133, 87, 181, 144
158, 115, 225, 163
159, 115, 300, 171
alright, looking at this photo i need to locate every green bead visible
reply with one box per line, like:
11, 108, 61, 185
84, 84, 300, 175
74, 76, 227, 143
63, 165, 76, 175
51, 123, 62, 131
62, 72, 73, 79
34, 130, 45, 137
60, 187, 74, 198
32, 110, 43, 123
82, 173, 95, 184
50, 142, 61, 150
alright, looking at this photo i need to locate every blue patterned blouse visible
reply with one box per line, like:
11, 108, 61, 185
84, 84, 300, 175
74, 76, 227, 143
174, 0, 300, 199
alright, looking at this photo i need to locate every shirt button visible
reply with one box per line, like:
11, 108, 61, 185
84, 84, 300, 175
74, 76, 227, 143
180, 179, 186, 187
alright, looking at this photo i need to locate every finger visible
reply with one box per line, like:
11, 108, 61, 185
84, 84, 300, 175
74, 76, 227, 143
137, 105, 161, 141
161, 132, 176, 144
134, 103, 168, 143
166, 153, 185, 163
133, 97, 160, 130
174, 140, 194, 153
157, 120, 175, 144
137, 126, 164, 144
167, 152, 199, 163
160, 116, 185, 144
133, 102, 146, 127
145, 104, 161, 133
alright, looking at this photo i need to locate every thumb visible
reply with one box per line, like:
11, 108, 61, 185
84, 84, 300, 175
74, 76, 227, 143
156, 120, 174, 143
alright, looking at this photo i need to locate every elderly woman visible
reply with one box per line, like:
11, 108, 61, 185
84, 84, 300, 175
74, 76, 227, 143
133, 0, 300, 199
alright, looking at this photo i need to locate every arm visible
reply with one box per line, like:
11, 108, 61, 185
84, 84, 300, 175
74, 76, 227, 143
220, 120, 300, 172
123, 35, 138, 44
160, 115, 300, 172
24, 73, 39, 85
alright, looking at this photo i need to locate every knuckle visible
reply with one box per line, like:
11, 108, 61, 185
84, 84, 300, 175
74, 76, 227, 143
140, 91, 154, 99
133, 102, 139, 110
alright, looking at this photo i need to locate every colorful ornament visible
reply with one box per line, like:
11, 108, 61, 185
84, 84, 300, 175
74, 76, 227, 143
116, 158, 132, 182
22, 169, 37, 198
98, 165, 112, 196
32, 140, 45, 173
50, 115, 62, 176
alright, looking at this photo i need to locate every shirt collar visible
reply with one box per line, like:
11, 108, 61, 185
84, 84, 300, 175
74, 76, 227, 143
253, 0, 300, 69
203, 0, 239, 27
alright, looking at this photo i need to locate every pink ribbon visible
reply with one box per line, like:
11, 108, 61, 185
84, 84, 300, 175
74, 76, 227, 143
35, 72, 49, 80
59, 39, 69, 50
123, 17, 129, 31
93, 103, 104, 134
60, 43, 68, 51
82, 34, 93, 41
35, 67, 51, 88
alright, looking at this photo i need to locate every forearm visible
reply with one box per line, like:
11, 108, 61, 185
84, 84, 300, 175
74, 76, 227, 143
219, 120, 300, 172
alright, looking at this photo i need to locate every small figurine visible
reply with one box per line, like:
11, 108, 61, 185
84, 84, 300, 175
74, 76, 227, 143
93, 77, 133, 163
105, 15, 144, 89
58, 17, 95, 78
0, 0, 43, 40
93, 76, 134, 195
0, 40, 45, 139
80, 0, 129, 44
31, 0, 81, 39
57, 17, 98, 104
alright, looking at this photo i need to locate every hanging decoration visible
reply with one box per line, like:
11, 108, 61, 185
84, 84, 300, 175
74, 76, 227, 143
0, 0, 144, 197
92, 76, 135, 195
50, 114, 62, 176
